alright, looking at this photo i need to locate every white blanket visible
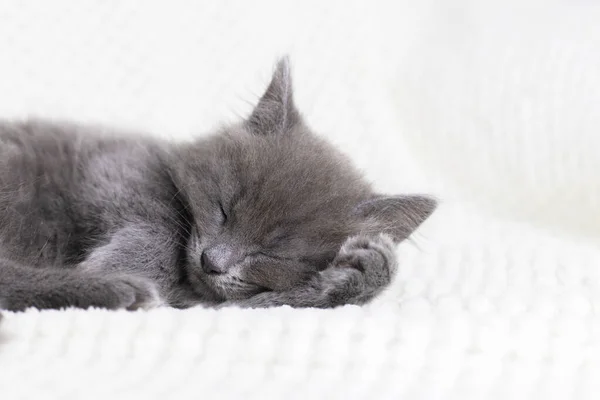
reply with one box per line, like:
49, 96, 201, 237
1, 1, 600, 399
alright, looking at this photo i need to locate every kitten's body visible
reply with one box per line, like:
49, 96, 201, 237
0, 59, 436, 311
0, 121, 199, 308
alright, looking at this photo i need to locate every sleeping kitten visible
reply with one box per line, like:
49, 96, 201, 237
0, 58, 436, 312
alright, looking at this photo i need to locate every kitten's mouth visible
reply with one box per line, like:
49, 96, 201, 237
194, 268, 269, 300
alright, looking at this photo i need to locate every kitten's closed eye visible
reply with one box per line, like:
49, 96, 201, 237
263, 228, 289, 245
255, 251, 294, 262
218, 202, 228, 224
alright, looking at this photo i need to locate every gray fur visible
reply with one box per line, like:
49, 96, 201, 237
0, 58, 437, 311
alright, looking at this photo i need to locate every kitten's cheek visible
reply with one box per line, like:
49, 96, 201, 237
186, 236, 204, 267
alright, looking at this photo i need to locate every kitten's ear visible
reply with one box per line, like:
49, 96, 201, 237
355, 195, 437, 242
246, 57, 301, 136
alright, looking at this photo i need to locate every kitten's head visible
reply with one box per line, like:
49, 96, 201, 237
172, 58, 436, 300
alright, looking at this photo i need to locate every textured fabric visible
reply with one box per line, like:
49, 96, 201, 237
1, 1, 600, 399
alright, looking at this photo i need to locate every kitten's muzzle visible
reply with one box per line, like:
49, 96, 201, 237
201, 252, 223, 274
201, 243, 238, 275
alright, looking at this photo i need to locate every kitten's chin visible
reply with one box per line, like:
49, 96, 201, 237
209, 277, 268, 301
187, 266, 266, 301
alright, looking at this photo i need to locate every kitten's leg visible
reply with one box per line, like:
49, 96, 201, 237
0, 258, 159, 311
0, 223, 180, 311
221, 234, 397, 309
77, 223, 189, 305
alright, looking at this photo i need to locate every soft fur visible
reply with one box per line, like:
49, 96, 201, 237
0, 58, 436, 312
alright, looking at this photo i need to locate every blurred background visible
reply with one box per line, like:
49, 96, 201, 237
1, 0, 599, 243
2, 0, 599, 245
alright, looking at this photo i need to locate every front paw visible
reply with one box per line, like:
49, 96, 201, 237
321, 234, 397, 305
99, 275, 162, 311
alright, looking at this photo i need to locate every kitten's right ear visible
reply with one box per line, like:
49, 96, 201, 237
246, 57, 301, 136
355, 195, 438, 242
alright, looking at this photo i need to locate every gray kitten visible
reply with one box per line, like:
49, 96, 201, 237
0, 58, 436, 312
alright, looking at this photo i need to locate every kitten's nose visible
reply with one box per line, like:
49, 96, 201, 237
201, 252, 224, 274
201, 243, 237, 275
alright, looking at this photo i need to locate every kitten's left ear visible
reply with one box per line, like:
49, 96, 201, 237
246, 57, 301, 136
355, 195, 438, 242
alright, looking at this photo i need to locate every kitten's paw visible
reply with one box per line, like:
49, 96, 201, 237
334, 233, 397, 282
104, 276, 163, 311
322, 234, 397, 305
